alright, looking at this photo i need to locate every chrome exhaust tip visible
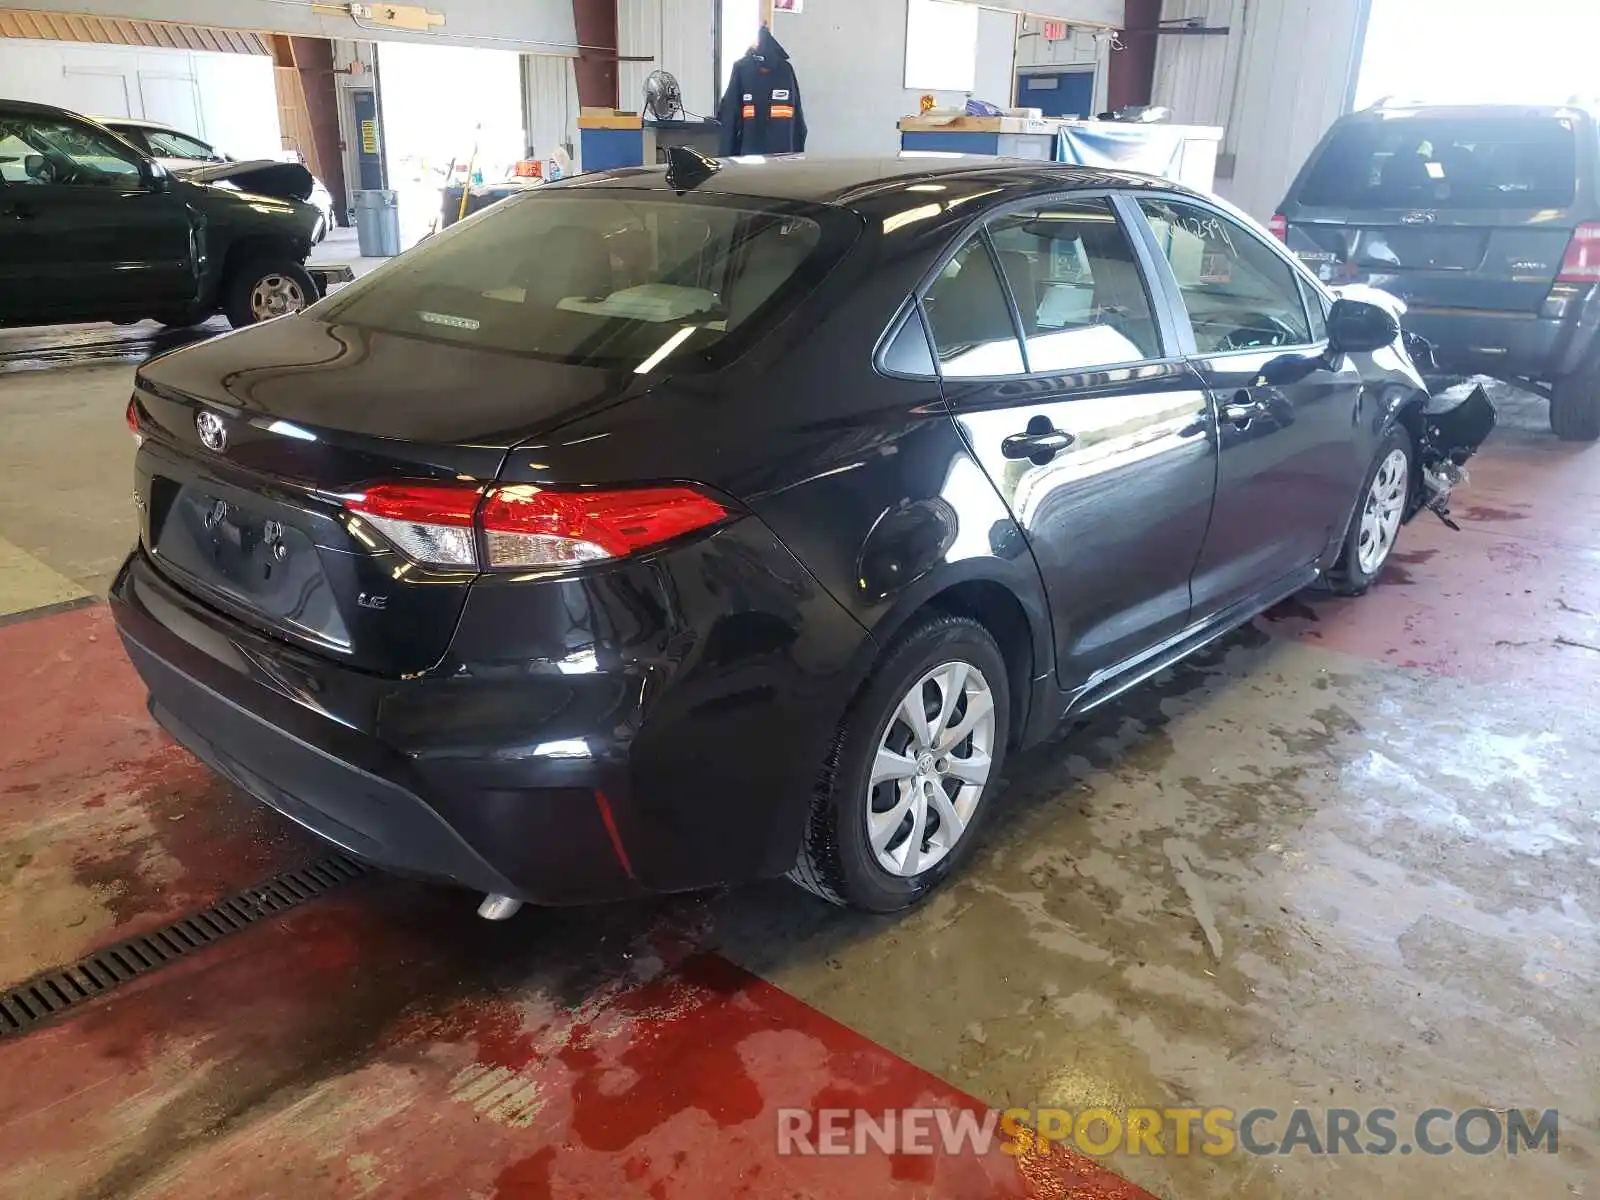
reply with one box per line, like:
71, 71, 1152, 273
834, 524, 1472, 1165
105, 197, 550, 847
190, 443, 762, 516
477, 893, 524, 921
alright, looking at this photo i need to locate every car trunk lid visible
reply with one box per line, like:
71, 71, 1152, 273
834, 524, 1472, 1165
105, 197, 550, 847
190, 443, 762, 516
131, 315, 625, 676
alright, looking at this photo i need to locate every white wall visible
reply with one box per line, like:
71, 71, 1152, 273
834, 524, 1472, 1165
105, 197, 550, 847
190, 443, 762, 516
973, 9, 1019, 108
11, 0, 577, 52
618, 0, 718, 118
1151, 0, 1368, 219
770, 0, 1018, 154
0, 38, 281, 157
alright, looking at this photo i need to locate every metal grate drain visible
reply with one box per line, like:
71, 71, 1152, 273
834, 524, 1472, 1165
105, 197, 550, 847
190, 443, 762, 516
0, 853, 368, 1039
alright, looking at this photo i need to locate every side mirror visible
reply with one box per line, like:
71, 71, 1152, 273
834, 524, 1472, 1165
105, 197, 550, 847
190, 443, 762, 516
141, 160, 171, 192
1326, 297, 1399, 355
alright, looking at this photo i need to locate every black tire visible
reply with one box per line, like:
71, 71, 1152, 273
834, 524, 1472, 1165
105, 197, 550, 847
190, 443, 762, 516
1324, 424, 1414, 597
1550, 368, 1600, 441
223, 256, 317, 329
787, 615, 1011, 912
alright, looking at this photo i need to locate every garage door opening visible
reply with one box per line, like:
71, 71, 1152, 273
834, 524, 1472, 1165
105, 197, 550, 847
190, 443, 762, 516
376, 40, 523, 249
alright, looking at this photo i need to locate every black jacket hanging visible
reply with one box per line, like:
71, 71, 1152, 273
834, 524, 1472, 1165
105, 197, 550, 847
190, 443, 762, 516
717, 27, 807, 156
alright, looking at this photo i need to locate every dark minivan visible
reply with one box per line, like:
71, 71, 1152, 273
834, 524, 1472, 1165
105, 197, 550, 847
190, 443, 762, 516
1275, 103, 1600, 439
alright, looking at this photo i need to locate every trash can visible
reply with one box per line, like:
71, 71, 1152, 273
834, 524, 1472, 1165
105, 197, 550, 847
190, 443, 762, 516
352, 189, 401, 257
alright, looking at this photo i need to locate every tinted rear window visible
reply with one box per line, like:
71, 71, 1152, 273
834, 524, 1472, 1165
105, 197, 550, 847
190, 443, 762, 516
1298, 116, 1579, 209
321, 191, 853, 370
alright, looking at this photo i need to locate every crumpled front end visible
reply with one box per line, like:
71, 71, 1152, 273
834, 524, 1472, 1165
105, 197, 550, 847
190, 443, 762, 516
175, 159, 315, 202
1332, 282, 1499, 528
1410, 382, 1498, 529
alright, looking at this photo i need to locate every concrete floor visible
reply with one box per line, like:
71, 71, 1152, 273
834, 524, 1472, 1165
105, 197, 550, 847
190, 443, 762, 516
0, 331, 1596, 1199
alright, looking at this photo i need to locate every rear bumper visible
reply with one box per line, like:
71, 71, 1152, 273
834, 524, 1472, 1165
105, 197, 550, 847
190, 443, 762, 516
1403, 308, 1568, 378
114, 558, 639, 904
128, 636, 529, 899
110, 520, 870, 905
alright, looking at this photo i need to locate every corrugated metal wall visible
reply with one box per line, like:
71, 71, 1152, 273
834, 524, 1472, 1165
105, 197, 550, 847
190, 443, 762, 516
617, 0, 717, 119
1151, 0, 1368, 219
523, 53, 580, 162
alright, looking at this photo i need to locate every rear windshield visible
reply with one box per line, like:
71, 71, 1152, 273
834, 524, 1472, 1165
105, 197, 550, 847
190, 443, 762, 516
1298, 116, 1579, 210
321, 190, 853, 370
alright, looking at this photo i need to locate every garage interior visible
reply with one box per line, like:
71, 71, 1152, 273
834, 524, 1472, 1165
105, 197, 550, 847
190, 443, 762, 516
2, 1, 1598, 1198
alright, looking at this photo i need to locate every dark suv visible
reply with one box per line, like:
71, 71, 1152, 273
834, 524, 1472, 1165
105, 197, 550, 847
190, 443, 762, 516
1276, 103, 1600, 439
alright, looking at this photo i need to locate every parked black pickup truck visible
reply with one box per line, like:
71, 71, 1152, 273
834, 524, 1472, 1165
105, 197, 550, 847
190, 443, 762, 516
0, 99, 346, 331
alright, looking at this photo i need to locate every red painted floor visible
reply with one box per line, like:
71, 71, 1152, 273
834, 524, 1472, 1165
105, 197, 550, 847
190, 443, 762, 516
0, 606, 1154, 1200
0, 874, 1154, 1198
0, 606, 323, 980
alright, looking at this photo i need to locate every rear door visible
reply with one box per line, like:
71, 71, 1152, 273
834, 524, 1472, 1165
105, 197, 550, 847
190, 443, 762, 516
1282, 112, 1589, 313
1135, 195, 1364, 614
926, 194, 1217, 691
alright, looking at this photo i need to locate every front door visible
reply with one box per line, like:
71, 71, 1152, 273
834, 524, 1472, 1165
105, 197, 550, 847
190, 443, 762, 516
927, 195, 1217, 693
1135, 197, 1366, 615
0, 109, 194, 322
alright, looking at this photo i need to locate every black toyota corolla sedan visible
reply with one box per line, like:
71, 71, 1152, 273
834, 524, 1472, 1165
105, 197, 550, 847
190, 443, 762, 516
113, 154, 1493, 916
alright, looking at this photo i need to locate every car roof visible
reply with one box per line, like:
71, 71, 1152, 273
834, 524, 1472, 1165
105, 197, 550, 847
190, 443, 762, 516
559, 154, 1199, 210
94, 116, 188, 134
1345, 102, 1597, 123
1, 98, 91, 118
0, 99, 185, 134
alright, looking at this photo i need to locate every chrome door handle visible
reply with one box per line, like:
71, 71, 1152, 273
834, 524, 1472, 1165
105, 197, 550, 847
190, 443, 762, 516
1001, 424, 1076, 464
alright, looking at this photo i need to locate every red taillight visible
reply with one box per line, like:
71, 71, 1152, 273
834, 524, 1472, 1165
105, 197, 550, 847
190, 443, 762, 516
1268, 212, 1289, 243
480, 485, 729, 568
126, 396, 141, 444
345, 482, 482, 568
347, 482, 481, 526
1557, 221, 1600, 283
342, 481, 728, 571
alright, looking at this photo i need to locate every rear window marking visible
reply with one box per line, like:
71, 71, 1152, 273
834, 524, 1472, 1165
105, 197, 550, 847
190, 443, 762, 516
418, 311, 481, 331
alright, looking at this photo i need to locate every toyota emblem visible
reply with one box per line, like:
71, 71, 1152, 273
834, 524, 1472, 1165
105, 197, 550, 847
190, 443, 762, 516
195, 410, 228, 452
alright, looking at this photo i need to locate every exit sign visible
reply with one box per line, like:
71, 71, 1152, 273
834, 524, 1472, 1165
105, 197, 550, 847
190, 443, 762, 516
1042, 19, 1068, 39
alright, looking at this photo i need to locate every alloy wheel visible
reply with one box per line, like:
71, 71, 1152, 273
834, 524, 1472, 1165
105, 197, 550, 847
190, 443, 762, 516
866, 661, 996, 877
1356, 448, 1408, 575
250, 274, 308, 321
